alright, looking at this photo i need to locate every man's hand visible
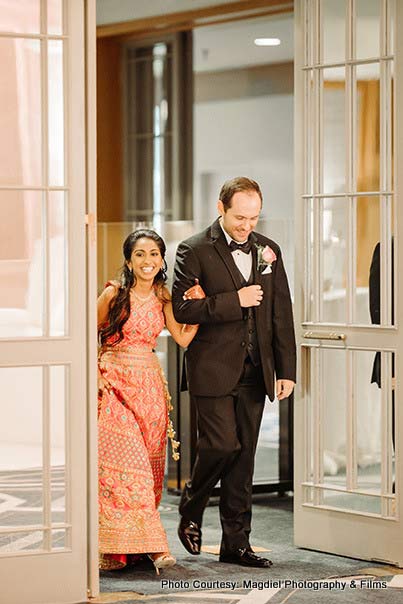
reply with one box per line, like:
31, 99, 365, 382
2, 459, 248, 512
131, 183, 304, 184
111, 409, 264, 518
276, 379, 295, 400
238, 285, 263, 307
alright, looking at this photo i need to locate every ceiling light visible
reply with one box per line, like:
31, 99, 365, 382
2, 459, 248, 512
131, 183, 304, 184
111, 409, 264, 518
254, 38, 281, 47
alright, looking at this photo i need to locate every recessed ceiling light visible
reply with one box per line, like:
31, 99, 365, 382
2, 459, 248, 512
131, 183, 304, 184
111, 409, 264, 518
254, 38, 281, 47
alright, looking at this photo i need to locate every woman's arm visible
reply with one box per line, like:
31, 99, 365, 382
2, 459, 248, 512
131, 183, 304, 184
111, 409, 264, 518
162, 280, 205, 347
163, 301, 199, 347
97, 285, 117, 328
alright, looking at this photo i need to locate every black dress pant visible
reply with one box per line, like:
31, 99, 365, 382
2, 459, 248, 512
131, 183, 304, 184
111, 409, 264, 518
179, 358, 266, 554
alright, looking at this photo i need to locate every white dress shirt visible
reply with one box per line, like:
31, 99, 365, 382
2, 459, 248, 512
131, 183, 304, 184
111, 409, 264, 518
219, 220, 253, 282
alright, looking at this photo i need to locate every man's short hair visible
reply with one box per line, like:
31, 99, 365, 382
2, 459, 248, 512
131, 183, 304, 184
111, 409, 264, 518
219, 177, 263, 210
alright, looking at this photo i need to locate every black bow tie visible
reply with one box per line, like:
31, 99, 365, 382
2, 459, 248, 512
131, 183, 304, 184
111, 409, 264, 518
229, 239, 252, 254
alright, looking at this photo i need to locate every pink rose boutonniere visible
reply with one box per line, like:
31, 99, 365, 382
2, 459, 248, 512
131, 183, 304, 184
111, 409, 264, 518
256, 243, 277, 274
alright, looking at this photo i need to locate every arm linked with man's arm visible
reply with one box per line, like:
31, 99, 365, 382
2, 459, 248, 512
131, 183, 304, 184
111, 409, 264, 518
272, 249, 297, 382
172, 242, 243, 325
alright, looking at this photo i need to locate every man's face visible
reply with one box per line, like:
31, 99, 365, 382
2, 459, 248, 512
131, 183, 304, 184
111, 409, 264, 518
218, 191, 262, 242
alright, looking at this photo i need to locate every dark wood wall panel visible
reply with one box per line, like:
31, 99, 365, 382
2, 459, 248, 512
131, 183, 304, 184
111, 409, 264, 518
97, 37, 124, 222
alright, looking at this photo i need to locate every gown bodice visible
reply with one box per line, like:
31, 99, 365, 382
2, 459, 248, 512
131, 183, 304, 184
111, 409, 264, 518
104, 290, 165, 352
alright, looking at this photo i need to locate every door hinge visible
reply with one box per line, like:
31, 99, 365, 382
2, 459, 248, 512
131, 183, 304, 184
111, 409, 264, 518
85, 212, 96, 245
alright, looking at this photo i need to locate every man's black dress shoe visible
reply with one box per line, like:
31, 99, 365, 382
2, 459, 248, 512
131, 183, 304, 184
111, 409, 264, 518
178, 518, 202, 555
219, 548, 273, 568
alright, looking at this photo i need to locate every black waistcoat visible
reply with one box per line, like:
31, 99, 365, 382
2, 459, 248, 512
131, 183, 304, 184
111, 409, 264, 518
238, 267, 261, 367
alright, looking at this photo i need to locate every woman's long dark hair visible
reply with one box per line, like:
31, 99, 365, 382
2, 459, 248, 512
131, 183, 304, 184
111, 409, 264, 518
99, 229, 168, 346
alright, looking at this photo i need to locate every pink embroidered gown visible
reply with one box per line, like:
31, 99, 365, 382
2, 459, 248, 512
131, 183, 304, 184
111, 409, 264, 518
98, 289, 171, 570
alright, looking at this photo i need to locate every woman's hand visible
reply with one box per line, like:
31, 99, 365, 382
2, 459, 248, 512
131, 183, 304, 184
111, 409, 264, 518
98, 368, 107, 397
181, 279, 205, 333
183, 278, 206, 300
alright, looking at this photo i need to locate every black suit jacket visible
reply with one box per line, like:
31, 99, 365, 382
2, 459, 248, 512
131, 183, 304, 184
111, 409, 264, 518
172, 219, 296, 400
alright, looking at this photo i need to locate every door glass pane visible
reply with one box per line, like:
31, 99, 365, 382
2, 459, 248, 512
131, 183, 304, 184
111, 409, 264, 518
0, 191, 43, 337
304, 486, 314, 504
0, 367, 43, 537
52, 529, 66, 550
304, 70, 314, 194
255, 401, 279, 483
304, 347, 315, 482
323, 69, 346, 194
322, 490, 382, 515
48, 40, 65, 186
356, 0, 381, 60
0, 531, 44, 554
306, 198, 314, 321
322, 349, 347, 486
387, 0, 395, 56
356, 63, 380, 192
49, 192, 67, 335
386, 71, 394, 191
304, 1, 313, 66
356, 196, 380, 324
50, 365, 66, 524
305, 347, 395, 517
48, 0, 63, 35
355, 350, 383, 493
0, 38, 42, 186
383, 351, 396, 499
0, 1, 40, 35
321, 198, 347, 323
321, 0, 346, 64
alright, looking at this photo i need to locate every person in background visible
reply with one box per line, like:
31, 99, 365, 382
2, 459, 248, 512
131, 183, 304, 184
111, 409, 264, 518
369, 240, 395, 492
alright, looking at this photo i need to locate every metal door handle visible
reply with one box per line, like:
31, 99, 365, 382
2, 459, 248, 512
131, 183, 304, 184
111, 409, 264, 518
303, 331, 346, 341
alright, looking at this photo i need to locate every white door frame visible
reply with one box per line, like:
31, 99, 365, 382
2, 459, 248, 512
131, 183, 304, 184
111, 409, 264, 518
86, 0, 99, 598
0, 2, 97, 603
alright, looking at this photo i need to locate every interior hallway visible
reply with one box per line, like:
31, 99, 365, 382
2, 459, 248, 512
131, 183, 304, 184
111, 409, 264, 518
95, 492, 403, 604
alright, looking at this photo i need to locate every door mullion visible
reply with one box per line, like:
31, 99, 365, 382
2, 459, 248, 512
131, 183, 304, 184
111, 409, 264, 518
346, 350, 357, 490
42, 365, 51, 550
313, 347, 324, 505
380, 352, 393, 516
40, 0, 50, 338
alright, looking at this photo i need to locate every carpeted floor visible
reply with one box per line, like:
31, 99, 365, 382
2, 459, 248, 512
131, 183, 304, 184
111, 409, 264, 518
95, 492, 403, 604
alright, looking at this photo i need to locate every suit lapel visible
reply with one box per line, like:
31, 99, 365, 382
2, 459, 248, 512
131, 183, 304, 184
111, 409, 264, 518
251, 233, 272, 331
250, 232, 261, 286
211, 219, 244, 290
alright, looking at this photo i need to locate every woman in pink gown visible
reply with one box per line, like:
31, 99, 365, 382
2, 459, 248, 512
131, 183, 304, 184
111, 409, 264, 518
97, 229, 203, 572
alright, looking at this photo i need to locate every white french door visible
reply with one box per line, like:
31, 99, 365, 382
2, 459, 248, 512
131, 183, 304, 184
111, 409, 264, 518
0, 2, 94, 603
294, 0, 403, 564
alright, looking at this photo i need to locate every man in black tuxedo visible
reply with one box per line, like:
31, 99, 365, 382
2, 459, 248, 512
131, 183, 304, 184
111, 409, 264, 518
172, 177, 296, 568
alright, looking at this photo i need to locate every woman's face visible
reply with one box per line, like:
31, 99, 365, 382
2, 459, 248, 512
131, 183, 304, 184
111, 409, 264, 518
127, 237, 163, 284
